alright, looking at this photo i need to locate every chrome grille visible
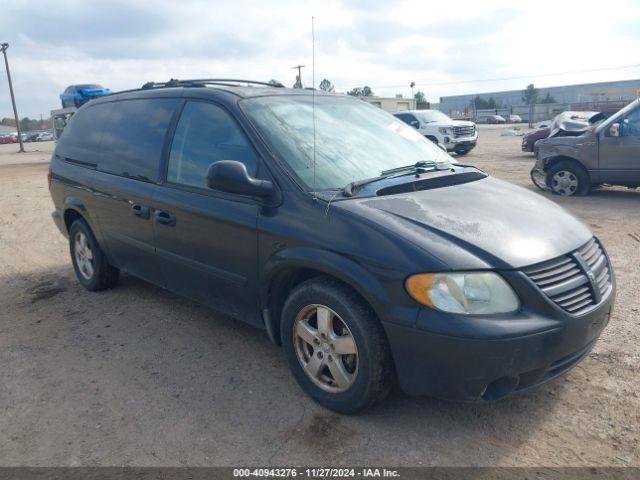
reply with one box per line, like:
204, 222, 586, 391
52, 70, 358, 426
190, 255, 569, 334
453, 125, 475, 138
523, 237, 612, 315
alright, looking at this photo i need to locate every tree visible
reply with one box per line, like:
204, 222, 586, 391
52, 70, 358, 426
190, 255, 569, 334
414, 91, 428, 109
319, 79, 334, 92
522, 84, 539, 128
471, 96, 498, 110
347, 86, 374, 97
268, 79, 283, 86
20, 117, 31, 132
522, 84, 539, 105
539, 92, 557, 104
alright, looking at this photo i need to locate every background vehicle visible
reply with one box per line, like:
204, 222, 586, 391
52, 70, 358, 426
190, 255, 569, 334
393, 109, 477, 155
0, 134, 17, 144
486, 115, 506, 124
60, 84, 112, 108
522, 127, 550, 153
532, 99, 640, 195
35, 131, 54, 141
49, 79, 613, 413
508, 114, 522, 123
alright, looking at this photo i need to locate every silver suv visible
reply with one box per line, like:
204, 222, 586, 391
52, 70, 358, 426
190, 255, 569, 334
532, 99, 640, 196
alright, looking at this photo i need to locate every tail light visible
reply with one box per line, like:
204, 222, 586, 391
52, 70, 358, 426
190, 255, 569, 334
47, 164, 52, 190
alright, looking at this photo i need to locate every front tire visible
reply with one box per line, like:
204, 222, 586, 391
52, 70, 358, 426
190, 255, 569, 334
455, 149, 470, 156
281, 277, 393, 413
546, 160, 591, 196
69, 219, 119, 291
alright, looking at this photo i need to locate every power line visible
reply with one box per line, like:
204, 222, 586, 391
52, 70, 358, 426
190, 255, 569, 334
369, 63, 640, 89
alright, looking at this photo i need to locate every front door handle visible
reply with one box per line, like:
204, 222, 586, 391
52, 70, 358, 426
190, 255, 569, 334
131, 203, 150, 219
154, 210, 176, 226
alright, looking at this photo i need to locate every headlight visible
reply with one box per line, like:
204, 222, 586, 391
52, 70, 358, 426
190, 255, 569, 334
406, 272, 520, 315
438, 127, 453, 135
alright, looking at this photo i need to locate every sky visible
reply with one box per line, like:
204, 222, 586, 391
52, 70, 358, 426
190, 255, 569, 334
1, 0, 640, 119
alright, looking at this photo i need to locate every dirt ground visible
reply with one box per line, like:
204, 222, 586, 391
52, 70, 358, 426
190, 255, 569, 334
0, 129, 638, 467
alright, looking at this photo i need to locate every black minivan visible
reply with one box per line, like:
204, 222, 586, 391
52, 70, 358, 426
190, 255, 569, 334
49, 79, 615, 413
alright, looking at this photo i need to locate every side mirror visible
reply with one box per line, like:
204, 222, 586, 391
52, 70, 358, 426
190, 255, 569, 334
410, 120, 419, 129
206, 160, 274, 198
609, 123, 620, 137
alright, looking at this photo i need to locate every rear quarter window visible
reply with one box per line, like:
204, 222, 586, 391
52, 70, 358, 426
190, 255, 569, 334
98, 98, 178, 182
55, 103, 112, 165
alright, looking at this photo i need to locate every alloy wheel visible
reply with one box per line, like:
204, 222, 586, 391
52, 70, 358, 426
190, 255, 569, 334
73, 231, 94, 280
293, 304, 358, 393
551, 170, 579, 196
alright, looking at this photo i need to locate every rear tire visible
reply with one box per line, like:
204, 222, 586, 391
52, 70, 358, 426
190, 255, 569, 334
69, 219, 119, 291
546, 160, 591, 196
281, 276, 393, 414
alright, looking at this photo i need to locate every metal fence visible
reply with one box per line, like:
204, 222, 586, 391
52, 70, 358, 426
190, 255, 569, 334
450, 99, 634, 124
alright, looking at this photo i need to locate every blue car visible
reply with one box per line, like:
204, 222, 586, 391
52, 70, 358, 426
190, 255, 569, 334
60, 84, 111, 108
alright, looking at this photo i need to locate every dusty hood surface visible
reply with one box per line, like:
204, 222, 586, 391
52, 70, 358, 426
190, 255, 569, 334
338, 177, 592, 270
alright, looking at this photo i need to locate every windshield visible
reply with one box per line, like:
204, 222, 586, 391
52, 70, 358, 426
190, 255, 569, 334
242, 95, 451, 190
413, 110, 453, 124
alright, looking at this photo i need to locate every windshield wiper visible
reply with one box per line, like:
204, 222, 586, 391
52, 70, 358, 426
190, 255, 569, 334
343, 161, 439, 197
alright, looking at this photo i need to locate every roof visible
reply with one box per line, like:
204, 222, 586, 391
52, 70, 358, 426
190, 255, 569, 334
97, 79, 336, 104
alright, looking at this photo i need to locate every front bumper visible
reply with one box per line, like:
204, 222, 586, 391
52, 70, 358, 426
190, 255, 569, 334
382, 271, 614, 401
444, 135, 478, 152
530, 167, 549, 191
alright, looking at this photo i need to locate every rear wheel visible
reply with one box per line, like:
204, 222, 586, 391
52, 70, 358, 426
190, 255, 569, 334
69, 219, 119, 291
546, 161, 591, 196
281, 277, 393, 413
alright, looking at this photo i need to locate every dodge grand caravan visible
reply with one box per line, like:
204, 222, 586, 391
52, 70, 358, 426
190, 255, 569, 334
49, 79, 615, 413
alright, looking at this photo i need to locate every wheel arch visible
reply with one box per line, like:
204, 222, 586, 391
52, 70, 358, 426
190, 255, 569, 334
261, 247, 391, 346
62, 197, 106, 244
542, 155, 585, 172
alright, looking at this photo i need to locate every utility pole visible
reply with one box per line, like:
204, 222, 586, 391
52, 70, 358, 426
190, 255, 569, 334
1, 43, 24, 153
292, 64, 305, 88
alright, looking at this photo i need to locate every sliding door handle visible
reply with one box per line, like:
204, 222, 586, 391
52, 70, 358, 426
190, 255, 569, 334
131, 203, 150, 219
154, 210, 176, 226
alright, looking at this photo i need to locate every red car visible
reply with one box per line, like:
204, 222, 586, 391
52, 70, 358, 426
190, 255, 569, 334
521, 127, 550, 153
0, 134, 17, 144
486, 115, 506, 124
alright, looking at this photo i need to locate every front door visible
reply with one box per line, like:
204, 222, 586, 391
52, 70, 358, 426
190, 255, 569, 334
598, 107, 640, 184
152, 100, 262, 325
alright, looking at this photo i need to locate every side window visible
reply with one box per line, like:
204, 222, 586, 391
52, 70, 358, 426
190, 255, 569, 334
55, 103, 112, 164
98, 98, 178, 182
167, 101, 258, 190
395, 114, 417, 126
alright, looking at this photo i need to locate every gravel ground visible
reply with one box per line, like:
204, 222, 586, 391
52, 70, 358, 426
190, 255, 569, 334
0, 129, 638, 467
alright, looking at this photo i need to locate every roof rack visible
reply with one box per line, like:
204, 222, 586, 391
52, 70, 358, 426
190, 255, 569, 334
141, 78, 285, 90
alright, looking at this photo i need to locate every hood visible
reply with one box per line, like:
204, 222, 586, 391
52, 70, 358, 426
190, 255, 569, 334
549, 111, 603, 137
523, 127, 550, 140
337, 177, 592, 270
422, 120, 475, 128
451, 120, 475, 127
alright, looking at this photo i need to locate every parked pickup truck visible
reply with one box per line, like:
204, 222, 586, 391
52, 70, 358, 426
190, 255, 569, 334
394, 110, 478, 155
531, 99, 640, 196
